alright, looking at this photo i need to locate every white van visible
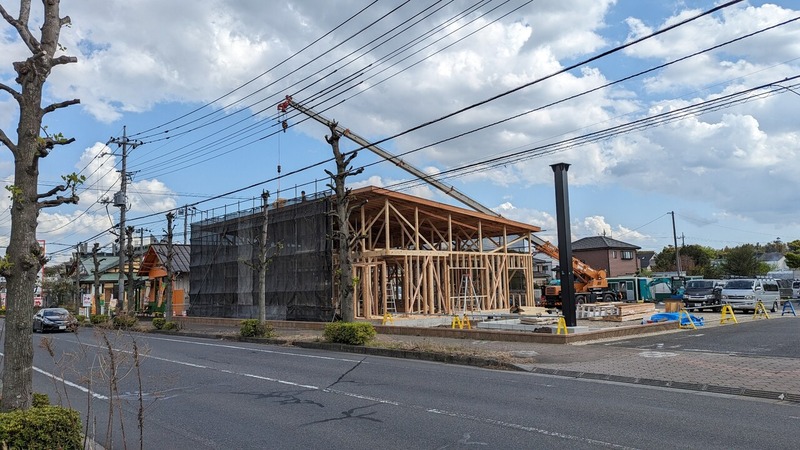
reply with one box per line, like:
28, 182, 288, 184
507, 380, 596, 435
720, 278, 781, 312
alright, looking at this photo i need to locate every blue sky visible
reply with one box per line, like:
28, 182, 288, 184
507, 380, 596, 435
1, 0, 799, 262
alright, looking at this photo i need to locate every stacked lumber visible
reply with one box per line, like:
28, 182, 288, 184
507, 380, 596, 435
519, 316, 559, 325
607, 302, 656, 322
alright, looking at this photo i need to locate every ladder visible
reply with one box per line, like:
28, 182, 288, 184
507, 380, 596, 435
386, 278, 398, 314
457, 274, 481, 313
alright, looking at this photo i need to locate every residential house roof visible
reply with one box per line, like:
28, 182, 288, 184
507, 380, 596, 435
758, 252, 785, 262
138, 244, 191, 275
571, 236, 641, 251
638, 250, 655, 268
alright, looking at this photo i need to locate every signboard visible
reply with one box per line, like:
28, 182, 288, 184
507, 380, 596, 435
33, 296, 43, 307
82, 294, 92, 307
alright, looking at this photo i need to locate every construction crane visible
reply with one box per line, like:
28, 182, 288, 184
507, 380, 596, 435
534, 239, 618, 309
277, 95, 500, 217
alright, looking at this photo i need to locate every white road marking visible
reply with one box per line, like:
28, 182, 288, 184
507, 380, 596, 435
28, 336, 633, 447
0, 351, 109, 401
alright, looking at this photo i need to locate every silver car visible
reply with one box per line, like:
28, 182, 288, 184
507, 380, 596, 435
720, 279, 781, 313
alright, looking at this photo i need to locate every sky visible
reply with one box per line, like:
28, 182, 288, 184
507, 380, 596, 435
1, 0, 799, 263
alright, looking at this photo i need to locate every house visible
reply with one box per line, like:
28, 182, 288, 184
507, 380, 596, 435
637, 250, 655, 272
571, 235, 641, 277
189, 186, 544, 320
78, 251, 145, 315
138, 244, 191, 316
759, 252, 788, 271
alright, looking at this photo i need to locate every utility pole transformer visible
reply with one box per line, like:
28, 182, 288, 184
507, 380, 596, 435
108, 126, 141, 314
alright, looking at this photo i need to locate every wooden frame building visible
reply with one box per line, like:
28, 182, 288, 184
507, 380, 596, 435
348, 187, 541, 319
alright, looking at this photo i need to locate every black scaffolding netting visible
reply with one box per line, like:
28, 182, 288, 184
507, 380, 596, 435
188, 197, 334, 321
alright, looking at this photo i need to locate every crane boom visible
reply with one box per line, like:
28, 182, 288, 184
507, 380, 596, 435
279, 96, 500, 217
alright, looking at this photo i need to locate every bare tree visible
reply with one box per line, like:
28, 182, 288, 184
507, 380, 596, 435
324, 121, 363, 322
92, 242, 102, 316
0, 0, 82, 411
164, 212, 175, 321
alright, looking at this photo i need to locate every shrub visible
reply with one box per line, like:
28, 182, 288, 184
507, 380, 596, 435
90, 314, 108, 325
162, 321, 179, 331
75, 315, 87, 324
0, 308, 5, 316
152, 317, 166, 330
239, 319, 274, 338
112, 314, 138, 330
323, 322, 377, 345
0, 405, 82, 450
32, 393, 49, 408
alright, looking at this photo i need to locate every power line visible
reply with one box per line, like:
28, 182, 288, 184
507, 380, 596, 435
129, 0, 383, 139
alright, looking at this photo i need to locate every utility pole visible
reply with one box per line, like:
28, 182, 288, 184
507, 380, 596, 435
178, 204, 197, 244
108, 126, 141, 315
670, 211, 682, 276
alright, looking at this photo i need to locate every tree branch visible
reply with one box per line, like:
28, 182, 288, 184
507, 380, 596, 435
38, 194, 79, 210
0, 3, 40, 55
0, 128, 16, 152
51, 55, 77, 67
0, 81, 22, 103
37, 183, 68, 200
42, 98, 80, 115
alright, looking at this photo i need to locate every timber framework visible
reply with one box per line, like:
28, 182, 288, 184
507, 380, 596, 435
348, 186, 541, 319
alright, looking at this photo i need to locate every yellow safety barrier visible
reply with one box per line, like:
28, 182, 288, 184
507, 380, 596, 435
720, 304, 738, 324
753, 301, 770, 320
556, 317, 568, 335
451, 314, 471, 329
381, 312, 394, 325
678, 309, 697, 330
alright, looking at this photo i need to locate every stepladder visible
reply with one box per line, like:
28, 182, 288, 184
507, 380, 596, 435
456, 274, 481, 313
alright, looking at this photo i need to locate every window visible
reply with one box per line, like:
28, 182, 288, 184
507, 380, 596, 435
621, 250, 633, 260
611, 250, 617, 258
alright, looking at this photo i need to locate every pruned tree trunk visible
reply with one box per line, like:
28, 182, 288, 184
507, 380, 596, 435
164, 212, 175, 321
324, 121, 363, 322
258, 191, 269, 323
92, 242, 102, 315
1, 0, 81, 411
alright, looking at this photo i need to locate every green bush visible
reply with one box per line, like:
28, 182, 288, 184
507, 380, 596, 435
32, 393, 49, 408
75, 314, 87, 324
0, 405, 82, 450
162, 321, 179, 331
152, 317, 166, 330
112, 314, 138, 330
90, 314, 108, 325
323, 322, 377, 345
0, 308, 6, 316
240, 319, 274, 338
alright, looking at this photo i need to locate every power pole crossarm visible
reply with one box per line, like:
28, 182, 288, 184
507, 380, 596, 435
281, 96, 500, 217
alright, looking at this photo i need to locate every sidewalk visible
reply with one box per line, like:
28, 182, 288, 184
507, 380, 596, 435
167, 313, 800, 404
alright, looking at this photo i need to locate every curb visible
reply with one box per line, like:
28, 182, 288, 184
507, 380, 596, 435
292, 340, 526, 372
521, 366, 800, 404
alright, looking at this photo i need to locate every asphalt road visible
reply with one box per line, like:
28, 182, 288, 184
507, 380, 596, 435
9, 327, 798, 449
596, 316, 800, 358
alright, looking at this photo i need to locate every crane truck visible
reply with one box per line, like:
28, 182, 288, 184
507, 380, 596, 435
535, 240, 619, 309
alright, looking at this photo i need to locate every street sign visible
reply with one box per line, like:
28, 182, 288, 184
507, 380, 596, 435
82, 294, 92, 307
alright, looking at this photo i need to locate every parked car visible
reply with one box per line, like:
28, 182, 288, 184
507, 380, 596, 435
776, 279, 794, 299
33, 307, 78, 332
793, 280, 800, 299
682, 279, 724, 311
720, 278, 781, 313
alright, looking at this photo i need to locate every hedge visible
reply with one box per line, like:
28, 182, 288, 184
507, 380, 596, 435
323, 322, 376, 345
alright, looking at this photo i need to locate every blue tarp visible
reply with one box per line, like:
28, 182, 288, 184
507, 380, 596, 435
648, 312, 704, 327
